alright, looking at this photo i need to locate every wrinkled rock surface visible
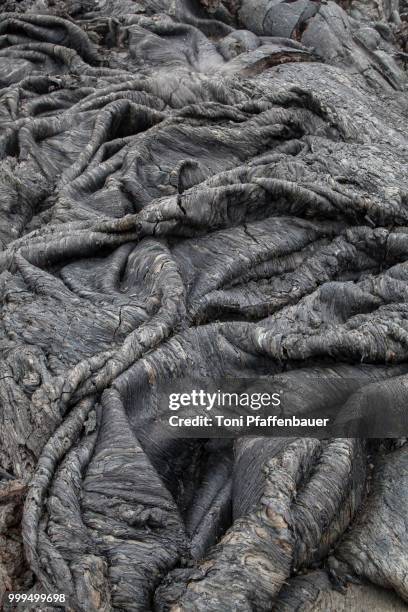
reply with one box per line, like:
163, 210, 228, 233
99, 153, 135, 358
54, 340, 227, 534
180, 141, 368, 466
0, 0, 408, 610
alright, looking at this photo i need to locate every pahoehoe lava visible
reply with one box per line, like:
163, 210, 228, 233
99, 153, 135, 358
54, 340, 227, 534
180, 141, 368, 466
0, 0, 408, 610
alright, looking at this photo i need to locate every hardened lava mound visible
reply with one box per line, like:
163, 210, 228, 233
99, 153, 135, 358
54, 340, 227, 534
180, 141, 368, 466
0, 0, 408, 610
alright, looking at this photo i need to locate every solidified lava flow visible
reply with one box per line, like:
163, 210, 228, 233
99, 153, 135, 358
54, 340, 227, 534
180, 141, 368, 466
0, 0, 408, 610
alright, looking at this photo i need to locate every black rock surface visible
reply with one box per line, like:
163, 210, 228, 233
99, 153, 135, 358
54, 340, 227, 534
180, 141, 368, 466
0, 0, 408, 610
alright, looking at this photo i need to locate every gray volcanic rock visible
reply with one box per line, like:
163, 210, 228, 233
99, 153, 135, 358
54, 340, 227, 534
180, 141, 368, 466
0, 0, 407, 610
